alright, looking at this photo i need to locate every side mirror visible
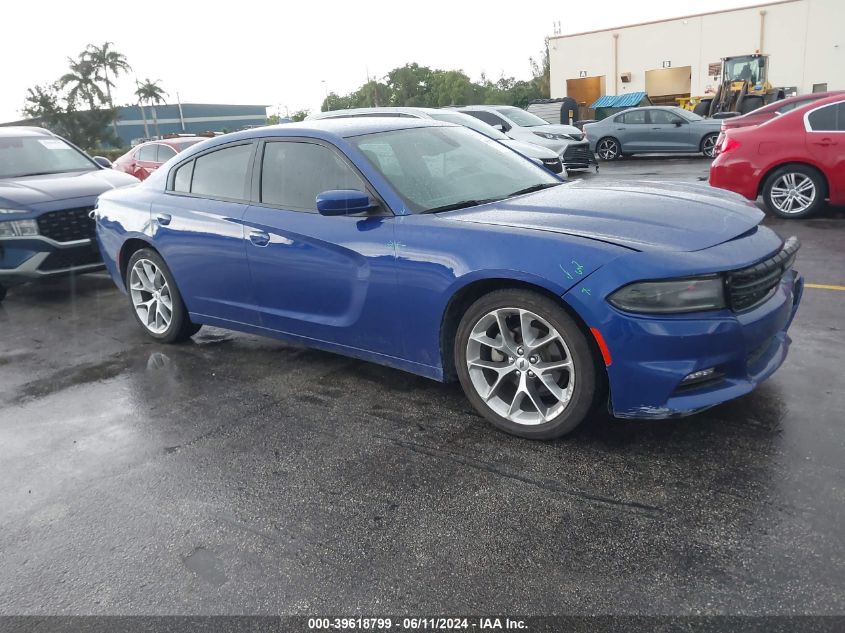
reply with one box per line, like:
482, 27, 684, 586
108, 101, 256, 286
494, 123, 510, 133
674, 120, 684, 127
93, 155, 113, 168
316, 189, 373, 216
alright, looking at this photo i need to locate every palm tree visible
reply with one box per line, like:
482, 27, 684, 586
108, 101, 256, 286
86, 42, 131, 136
135, 79, 167, 138
58, 56, 106, 110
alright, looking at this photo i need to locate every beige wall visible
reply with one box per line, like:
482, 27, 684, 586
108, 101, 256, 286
549, 0, 844, 101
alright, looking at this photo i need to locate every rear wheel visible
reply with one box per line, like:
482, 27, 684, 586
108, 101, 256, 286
596, 137, 621, 161
127, 248, 201, 343
701, 133, 719, 158
455, 290, 598, 439
739, 95, 764, 114
762, 165, 826, 219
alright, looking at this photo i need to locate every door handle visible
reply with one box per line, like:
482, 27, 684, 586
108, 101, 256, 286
815, 138, 837, 147
156, 213, 172, 226
249, 230, 270, 247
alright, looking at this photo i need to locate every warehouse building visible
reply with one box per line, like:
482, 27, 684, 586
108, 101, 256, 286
115, 103, 268, 146
549, 0, 843, 116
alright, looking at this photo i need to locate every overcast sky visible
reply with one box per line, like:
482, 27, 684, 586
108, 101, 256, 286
2, 0, 762, 122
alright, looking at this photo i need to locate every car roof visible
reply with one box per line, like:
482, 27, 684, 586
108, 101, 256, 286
136, 137, 208, 148
751, 90, 845, 114
173, 117, 454, 160
311, 106, 431, 119
0, 126, 55, 138
782, 92, 845, 118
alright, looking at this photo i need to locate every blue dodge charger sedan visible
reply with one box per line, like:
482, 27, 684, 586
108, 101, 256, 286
95, 118, 802, 439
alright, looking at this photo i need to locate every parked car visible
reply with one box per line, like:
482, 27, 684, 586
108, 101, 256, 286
113, 137, 207, 181
710, 94, 845, 219
715, 90, 845, 150
584, 106, 723, 160
96, 118, 802, 439
0, 126, 138, 302
308, 106, 566, 175
455, 105, 595, 170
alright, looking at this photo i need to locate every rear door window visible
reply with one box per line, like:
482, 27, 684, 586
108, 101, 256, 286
137, 144, 157, 161
807, 102, 844, 131
189, 143, 254, 200
622, 110, 646, 124
157, 145, 177, 162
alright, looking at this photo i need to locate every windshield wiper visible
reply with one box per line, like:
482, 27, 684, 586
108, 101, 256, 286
420, 197, 500, 214
507, 182, 563, 197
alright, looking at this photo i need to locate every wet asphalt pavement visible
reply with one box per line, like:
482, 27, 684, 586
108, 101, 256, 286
0, 156, 843, 616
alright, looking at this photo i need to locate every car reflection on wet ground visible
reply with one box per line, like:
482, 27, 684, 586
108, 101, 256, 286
0, 157, 843, 615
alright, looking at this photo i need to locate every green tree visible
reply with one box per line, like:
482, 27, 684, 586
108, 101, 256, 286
289, 109, 310, 122
58, 56, 106, 110
530, 38, 551, 99
23, 83, 117, 149
86, 42, 131, 137
135, 78, 167, 138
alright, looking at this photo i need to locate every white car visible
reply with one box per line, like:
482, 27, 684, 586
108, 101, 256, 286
307, 107, 567, 176
455, 105, 596, 171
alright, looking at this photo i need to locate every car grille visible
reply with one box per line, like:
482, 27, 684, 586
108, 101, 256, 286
541, 157, 564, 174
38, 244, 102, 272
561, 142, 593, 167
726, 236, 800, 312
36, 206, 96, 242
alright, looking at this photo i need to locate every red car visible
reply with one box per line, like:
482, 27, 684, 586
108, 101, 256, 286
715, 91, 845, 149
710, 94, 845, 219
113, 137, 206, 181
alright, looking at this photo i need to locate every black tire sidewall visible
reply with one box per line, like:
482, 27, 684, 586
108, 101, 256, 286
763, 165, 826, 219
454, 290, 598, 440
126, 248, 192, 343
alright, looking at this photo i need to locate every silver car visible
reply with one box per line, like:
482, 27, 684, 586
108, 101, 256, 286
307, 107, 566, 176
584, 106, 723, 160
455, 105, 595, 171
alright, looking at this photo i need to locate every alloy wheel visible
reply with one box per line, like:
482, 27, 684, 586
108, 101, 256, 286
769, 172, 817, 215
465, 307, 575, 426
597, 139, 619, 161
702, 134, 718, 158
129, 259, 173, 334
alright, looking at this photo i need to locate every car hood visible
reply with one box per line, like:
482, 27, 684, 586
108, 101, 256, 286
441, 180, 764, 252
530, 123, 583, 137
500, 138, 558, 159
0, 169, 138, 209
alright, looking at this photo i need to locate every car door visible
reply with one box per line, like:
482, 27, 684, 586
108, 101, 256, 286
617, 109, 649, 151
151, 141, 260, 325
646, 109, 692, 151
805, 100, 845, 202
242, 138, 400, 356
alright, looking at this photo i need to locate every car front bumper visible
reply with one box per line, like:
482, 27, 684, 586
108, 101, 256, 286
0, 236, 104, 286
604, 270, 803, 419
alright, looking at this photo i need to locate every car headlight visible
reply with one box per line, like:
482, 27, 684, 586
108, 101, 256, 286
533, 132, 565, 140
0, 219, 39, 237
608, 276, 726, 313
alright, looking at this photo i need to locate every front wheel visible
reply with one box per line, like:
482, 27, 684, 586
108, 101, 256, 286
455, 290, 598, 439
596, 137, 621, 161
127, 248, 201, 343
701, 133, 719, 158
762, 165, 826, 219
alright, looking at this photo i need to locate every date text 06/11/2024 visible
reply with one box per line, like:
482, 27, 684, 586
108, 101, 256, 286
307, 617, 528, 630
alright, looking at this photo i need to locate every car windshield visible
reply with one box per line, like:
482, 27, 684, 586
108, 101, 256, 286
0, 135, 96, 179
493, 106, 550, 128
426, 111, 507, 140
351, 126, 560, 214
673, 107, 704, 122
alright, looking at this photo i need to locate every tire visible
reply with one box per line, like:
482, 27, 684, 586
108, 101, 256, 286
762, 165, 827, 219
126, 248, 201, 343
739, 95, 764, 115
454, 289, 598, 440
692, 99, 712, 117
701, 133, 719, 158
596, 137, 621, 161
